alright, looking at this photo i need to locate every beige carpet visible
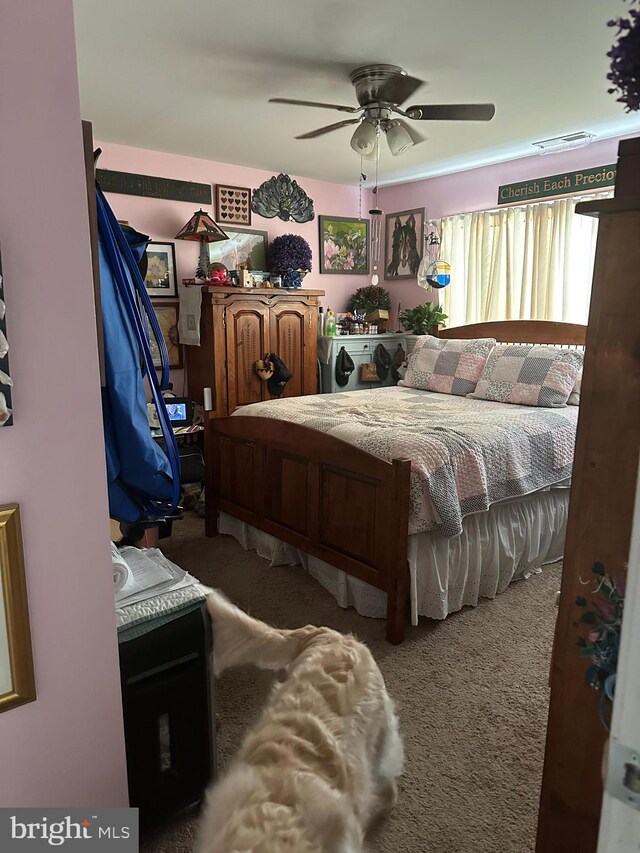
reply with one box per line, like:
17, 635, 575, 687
142, 512, 559, 853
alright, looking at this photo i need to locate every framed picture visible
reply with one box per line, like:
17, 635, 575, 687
149, 301, 183, 369
319, 216, 369, 274
0, 504, 36, 713
209, 227, 268, 271
216, 184, 252, 226
384, 208, 425, 280
144, 242, 177, 298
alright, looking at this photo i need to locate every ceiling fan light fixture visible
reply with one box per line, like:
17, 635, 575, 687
386, 119, 414, 156
350, 119, 378, 156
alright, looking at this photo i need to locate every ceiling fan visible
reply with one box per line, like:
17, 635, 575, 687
269, 64, 495, 157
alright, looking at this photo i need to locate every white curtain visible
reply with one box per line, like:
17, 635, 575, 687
438, 193, 610, 326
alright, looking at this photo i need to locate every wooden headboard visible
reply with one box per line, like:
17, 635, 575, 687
438, 319, 586, 347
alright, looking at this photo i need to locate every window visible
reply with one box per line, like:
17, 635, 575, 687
438, 193, 611, 326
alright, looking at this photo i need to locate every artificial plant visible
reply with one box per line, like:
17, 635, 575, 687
266, 234, 312, 273
608, 1, 640, 110
399, 302, 448, 335
347, 285, 391, 314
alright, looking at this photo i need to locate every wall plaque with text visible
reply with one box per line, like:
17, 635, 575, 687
498, 164, 616, 205
97, 169, 212, 205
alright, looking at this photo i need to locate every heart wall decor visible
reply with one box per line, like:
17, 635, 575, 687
215, 184, 252, 226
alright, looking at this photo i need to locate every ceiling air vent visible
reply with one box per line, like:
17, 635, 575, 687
532, 132, 596, 155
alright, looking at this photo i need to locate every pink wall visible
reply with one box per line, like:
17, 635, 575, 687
96, 142, 372, 391
378, 136, 624, 311
0, 0, 128, 806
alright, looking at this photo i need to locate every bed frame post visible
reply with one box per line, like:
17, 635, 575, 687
386, 459, 411, 644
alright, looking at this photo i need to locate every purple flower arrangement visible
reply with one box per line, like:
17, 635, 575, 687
608, 1, 640, 111
576, 561, 625, 730
266, 234, 312, 274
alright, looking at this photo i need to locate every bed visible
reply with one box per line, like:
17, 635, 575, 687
205, 320, 586, 643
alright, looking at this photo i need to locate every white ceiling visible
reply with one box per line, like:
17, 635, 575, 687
73, 0, 640, 186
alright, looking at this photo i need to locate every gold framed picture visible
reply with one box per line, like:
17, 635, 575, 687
0, 504, 35, 713
149, 301, 183, 369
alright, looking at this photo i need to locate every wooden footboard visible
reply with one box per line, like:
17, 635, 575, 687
205, 416, 411, 643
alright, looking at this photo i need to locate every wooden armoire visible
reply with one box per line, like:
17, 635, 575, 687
186, 287, 324, 417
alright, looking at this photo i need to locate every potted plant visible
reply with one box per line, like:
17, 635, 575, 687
399, 302, 448, 335
266, 234, 312, 289
347, 285, 391, 315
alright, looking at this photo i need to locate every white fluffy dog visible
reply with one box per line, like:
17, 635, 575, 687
196, 590, 404, 853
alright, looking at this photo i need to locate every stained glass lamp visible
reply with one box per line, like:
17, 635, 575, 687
175, 209, 229, 280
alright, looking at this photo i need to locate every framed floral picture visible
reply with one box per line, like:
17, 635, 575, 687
209, 227, 268, 271
149, 301, 182, 369
384, 208, 425, 280
319, 216, 369, 274
144, 242, 177, 298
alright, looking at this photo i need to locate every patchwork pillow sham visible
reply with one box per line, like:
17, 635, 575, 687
468, 344, 583, 407
398, 335, 496, 396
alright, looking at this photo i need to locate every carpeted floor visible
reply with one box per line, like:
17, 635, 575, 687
142, 512, 559, 853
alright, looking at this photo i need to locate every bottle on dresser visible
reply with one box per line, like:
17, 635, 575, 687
325, 308, 336, 337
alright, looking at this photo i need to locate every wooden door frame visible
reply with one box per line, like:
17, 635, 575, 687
536, 137, 640, 852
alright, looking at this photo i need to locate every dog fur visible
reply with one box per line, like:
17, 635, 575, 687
196, 590, 404, 853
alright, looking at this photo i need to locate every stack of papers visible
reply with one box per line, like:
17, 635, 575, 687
112, 543, 199, 607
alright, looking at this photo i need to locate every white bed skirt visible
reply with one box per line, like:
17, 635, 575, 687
219, 488, 568, 625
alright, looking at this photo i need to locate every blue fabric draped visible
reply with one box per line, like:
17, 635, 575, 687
97, 186, 181, 522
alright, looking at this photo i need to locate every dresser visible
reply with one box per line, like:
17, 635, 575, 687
319, 333, 407, 394
186, 287, 324, 416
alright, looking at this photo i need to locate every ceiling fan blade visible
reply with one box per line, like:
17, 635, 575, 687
406, 103, 496, 121
295, 119, 361, 140
269, 97, 361, 114
376, 73, 424, 106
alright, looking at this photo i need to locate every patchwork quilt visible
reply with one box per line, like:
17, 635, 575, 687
234, 386, 578, 538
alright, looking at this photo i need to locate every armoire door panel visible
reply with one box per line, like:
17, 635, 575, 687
270, 304, 305, 399
270, 302, 317, 399
225, 303, 270, 412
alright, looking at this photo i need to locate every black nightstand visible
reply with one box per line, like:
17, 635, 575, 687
118, 600, 215, 829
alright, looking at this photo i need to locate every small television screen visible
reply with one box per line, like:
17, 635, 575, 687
166, 402, 187, 422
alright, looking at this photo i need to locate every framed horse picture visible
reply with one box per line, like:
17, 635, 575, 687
384, 208, 425, 280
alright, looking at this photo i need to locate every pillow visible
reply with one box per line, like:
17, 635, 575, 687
568, 373, 582, 406
468, 344, 584, 407
398, 335, 496, 395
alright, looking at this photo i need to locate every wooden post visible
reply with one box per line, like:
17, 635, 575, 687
536, 138, 640, 852
81, 120, 106, 387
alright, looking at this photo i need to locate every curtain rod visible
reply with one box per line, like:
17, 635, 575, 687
431, 190, 613, 222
